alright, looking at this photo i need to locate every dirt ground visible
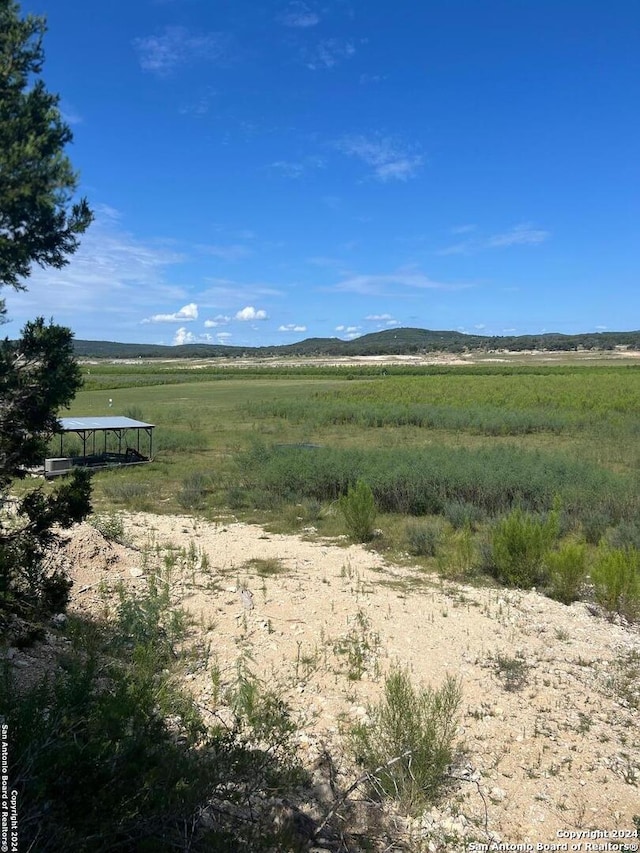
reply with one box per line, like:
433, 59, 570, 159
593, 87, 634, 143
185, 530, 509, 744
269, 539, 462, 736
14, 512, 640, 849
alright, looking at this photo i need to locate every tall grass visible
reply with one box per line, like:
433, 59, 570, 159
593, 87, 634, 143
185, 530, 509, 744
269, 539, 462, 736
591, 547, 640, 620
235, 442, 636, 525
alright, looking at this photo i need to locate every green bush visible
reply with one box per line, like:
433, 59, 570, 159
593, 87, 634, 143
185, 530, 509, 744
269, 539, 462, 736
405, 520, 442, 556
350, 669, 461, 814
591, 546, 640, 620
490, 507, 559, 588
177, 473, 210, 509
545, 541, 588, 604
442, 500, 486, 530
339, 480, 377, 542
90, 512, 126, 543
1, 579, 307, 851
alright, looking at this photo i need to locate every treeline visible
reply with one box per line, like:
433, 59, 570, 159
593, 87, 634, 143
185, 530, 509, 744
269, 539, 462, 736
72, 327, 640, 360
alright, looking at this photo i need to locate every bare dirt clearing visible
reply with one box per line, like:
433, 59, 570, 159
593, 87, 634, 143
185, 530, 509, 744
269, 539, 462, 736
23, 513, 640, 848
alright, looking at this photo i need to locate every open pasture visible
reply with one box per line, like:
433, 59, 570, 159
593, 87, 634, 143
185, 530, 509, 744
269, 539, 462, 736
61, 363, 640, 542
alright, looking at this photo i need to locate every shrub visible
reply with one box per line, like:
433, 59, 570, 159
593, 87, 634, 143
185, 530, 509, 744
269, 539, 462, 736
442, 500, 486, 530
101, 480, 150, 507
545, 541, 588, 604
490, 507, 559, 588
90, 512, 126, 543
436, 525, 476, 580
405, 520, 442, 557
606, 520, 640, 551
591, 546, 640, 620
581, 507, 612, 545
339, 480, 377, 543
1, 581, 307, 851
350, 669, 461, 814
493, 653, 529, 692
177, 473, 210, 510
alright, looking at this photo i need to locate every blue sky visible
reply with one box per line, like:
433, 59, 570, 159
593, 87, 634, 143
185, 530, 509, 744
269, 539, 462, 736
5, 0, 640, 346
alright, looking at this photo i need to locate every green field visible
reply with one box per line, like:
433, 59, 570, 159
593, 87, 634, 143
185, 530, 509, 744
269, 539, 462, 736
58, 362, 639, 534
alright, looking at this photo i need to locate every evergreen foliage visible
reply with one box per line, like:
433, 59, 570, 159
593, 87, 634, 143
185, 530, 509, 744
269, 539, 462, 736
0, 0, 93, 620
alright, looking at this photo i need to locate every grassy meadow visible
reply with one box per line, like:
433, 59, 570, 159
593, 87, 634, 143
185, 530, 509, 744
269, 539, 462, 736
51, 360, 640, 610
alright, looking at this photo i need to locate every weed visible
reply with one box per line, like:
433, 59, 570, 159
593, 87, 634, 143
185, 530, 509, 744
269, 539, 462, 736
606, 650, 640, 710
545, 540, 588, 604
89, 511, 126, 544
490, 507, 559, 588
244, 556, 287, 577
339, 479, 377, 543
591, 546, 640, 620
177, 472, 210, 510
492, 653, 530, 692
405, 519, 442, 557
333, 609, 380, 681
350, 669, 462, 814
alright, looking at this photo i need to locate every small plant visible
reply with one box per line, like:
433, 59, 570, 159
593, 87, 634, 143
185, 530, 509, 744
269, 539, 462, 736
405, 520, 442, 557
102, 480, 150, 508
244, 557, 287, 577
350, 669, 462, 814
436, 524, 476, 580
442, 500, 486, 530
545, 540, 588, 604
606, 650, 640, 710
333, 609, 380, 681
339, 479, 377, 543
177, 472, 210, 510
90, 512, 126, 543
591, 546, 640, 620
493, 653, 529, 692
490, 507, 559, 588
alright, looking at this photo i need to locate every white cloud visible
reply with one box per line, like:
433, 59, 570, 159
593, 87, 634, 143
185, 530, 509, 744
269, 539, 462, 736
204, 314, 231, 327
268, 160, 305, 179
279, 2, 320, 27
3, 205, 187, 335
133, 27, 231, 76
484, 224, 549, 249
333, 269, 462, 295
268, 156, 325, 179
216, 332, 232, 340
365, 313, 395, 321
173, 327, 196, 345
61, 101, 83, 125
438, 223, 549, 255
198, 243, 251, 261
235, 305, 268, 321
304, 38, 355, 70
278, 324, 307, 332
336, 134, 423, 182
143, 302, 198, 324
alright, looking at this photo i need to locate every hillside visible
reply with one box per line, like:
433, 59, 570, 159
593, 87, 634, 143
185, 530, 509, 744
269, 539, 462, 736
72, 328, 640, 360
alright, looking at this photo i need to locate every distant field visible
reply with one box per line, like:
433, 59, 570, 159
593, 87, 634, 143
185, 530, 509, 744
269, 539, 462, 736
57, 361, 640, 546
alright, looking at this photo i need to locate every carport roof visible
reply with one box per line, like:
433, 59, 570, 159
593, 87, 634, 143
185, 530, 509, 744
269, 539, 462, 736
59, 417, 155, 431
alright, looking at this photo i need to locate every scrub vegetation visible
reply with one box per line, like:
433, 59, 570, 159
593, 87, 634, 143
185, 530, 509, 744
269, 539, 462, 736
47, 360, 640, 621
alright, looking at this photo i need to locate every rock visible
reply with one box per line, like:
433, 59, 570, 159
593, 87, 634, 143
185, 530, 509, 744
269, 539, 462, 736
489, 786, 507, 802
51, 613, 67, 627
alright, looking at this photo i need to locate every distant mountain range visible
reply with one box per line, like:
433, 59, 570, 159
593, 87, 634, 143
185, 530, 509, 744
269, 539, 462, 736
73, 328, 640, 359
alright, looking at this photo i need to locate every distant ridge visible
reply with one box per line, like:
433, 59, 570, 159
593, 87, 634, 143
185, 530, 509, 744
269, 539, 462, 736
73, 327, 640, 359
